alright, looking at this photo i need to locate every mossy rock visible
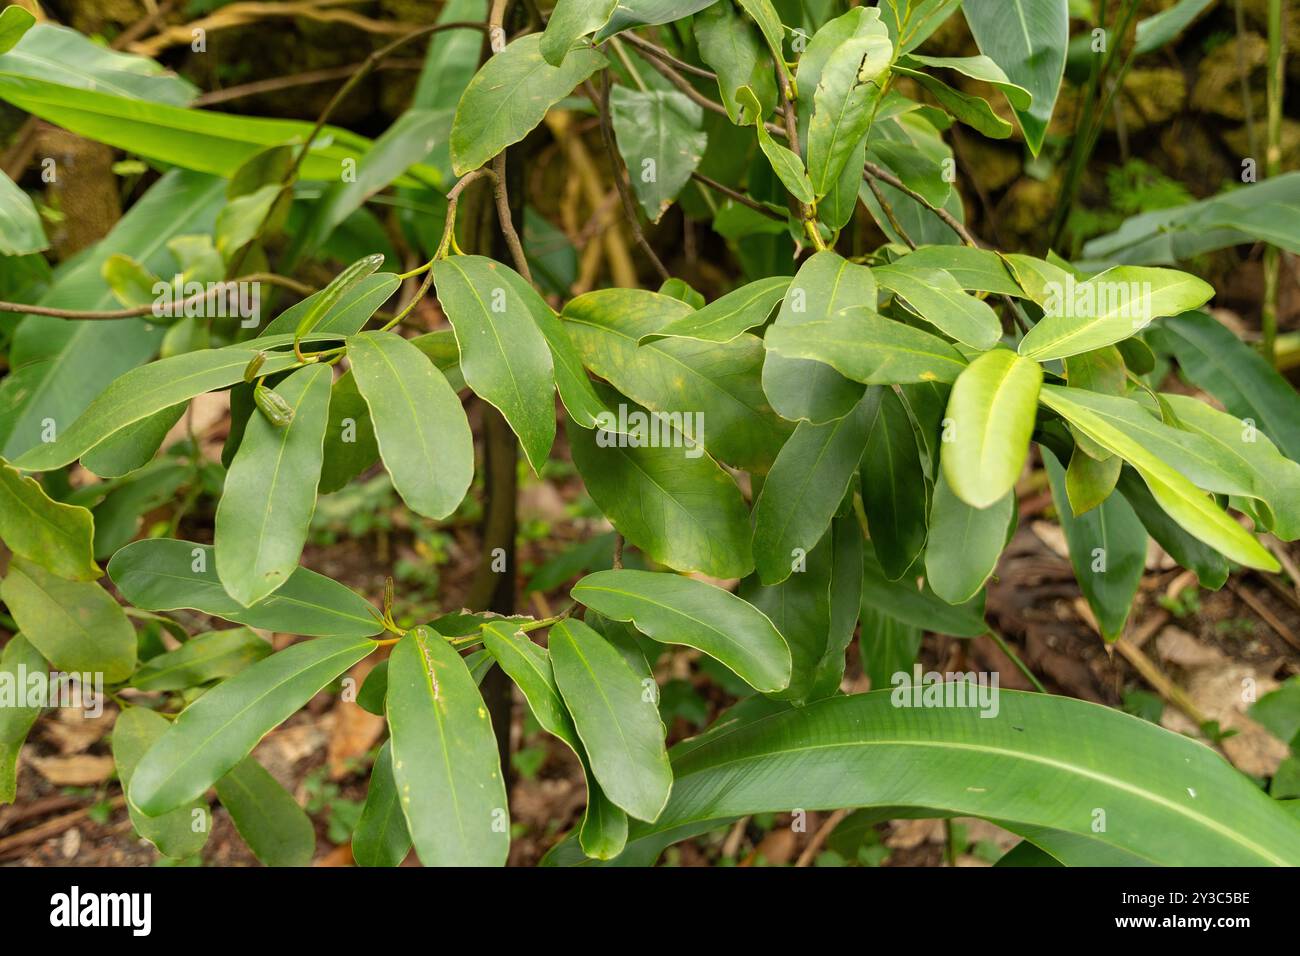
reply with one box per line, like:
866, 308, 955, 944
1102, 68, 1185, 131
1191, 33, 1269, 121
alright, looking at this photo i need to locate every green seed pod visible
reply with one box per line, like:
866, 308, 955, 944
242, 351, 266, 382
253, 383, 295, 427
293, 253, 386, 347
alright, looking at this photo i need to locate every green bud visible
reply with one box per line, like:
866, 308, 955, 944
243, 351, 266, 382
253, 383, 294, 427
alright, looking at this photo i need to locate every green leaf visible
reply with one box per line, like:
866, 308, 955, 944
863, 541, 988, 636
1162, 393, 1300, 541
695, 0, 777, 125
901, 53, 1033, 111
1044, 449, 1146, 641
215, 364, 331, 607
347, 330, 474, 520
807, 33, 892, 197
292, 254, 385, 347
1064, 446, 1122, 515
873, 264, 1002, 350
858, 604, 922, 693
549, 618, 673, 822
318, 370, 379, 495
130, 635, 376, 815
560, 689, 1300, 866
352, 740, 412, 867
81, 404, 186, 479
0, 22, 194, 103
924, 474, 1013, 604
888, 244, 1023, 295
215, 756, 316, 867
752, 390, 875, 585
1038, 385, 1278, 572
794, 6, 886, 145
12, 344, 309, 472
433, 256, 556, 472
640, 276, 790, 344
0, 79, 417, 185
132, 628, 271, 692
0, 171, 45, 255
1115, 466, 1228, 590
880, 0, 963, 55
762, 251, 872, 423
573, 569, 792, 694
564, 288, 788, 471
0, 171, 225, 461
1018, 266, 1214, 361
1, 557, 135, 682
1135, 0, 1215, 54
940, 349, 1042, 508
596, 0, 721, 40
862, 387, 929, 579
566, 405, 754, 579
737, 0, 791, 91
0, 636, 45, 804
451, 33, 606, 175
113, 707, 210, 858
610, 86, 707, 222
892, 65, 1013, 139
961, 0, 1067, 155
481, 622, 628, 859
542, 0, 618, 65
109, 539, 383, 638
387, 626, 509, 866
764, 313, 968, 385
808, 515, 866, 699
413, 0, 487, 112
0, 5, 35, 55
0, 459, 99, 580
740, 88, 814, 203
1149, 310, 1300, 462
261, 273, 400, 338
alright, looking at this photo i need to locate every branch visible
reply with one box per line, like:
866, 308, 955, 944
630, 42, 788, 139
691, 171, 786, 222
0, 273, 312, 320
862, 161, 976, 247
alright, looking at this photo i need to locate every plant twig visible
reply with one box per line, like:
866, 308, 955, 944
690, 171, 786, 222
866, 176, 915, 249
0, 273, 310, 319
863, 161, 976, 246
795, 808, 849, 867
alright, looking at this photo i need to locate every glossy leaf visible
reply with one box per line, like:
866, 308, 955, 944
807, 33, 892, 197
862, 387, 929, 580
564, 288, 788, 471
214, 756, 316, 867
347, 330, 474, 519
695, 0, 777, 125
610, 85, 707, 222
131, 635, 376, 815
215, 364, 331, 607
873, 263, 1002, 349
640, 276, 790, 345
542, 0, 617, 65
549, 618, 673, 822
764, 314, 967, 386
0, 459, 99, 580
550, 690, 1300, 866
81, 403, 186, 478
761, 251, 872, 423
0, 170, 44, 256
434, 255, 556, 472
961, 0, 1067, 155
1017, 267, 1214, 361
1045, 450, 1146, 641
752, 390, 875, 585
566, 406, 753, 579
888, 244, 1023, 295
113, 707, 210, 859
0, 636, 44, 804
940, 349, 1042, 508
132, 628, 271, 692
109, 539, 383, 638
481, 622, 628, 859
924, 475, 1014, 604
1038, 385, 1278, 571
1, 557, 135, 682
450, 33, 607, 175
352, 740, 412, 867
387, 626, 509, 866
573, 570, 792, 694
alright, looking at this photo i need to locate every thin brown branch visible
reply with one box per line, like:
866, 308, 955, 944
863, 161, 976, 247
194, 59, 422, 106
619, 32, 717, 81
690, 171, 786, 222
0, 273, 311, 320
866, 176, 916, 249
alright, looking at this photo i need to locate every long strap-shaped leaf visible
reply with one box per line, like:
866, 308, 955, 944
547, 690, 1300, 866
130, 635, 377, 815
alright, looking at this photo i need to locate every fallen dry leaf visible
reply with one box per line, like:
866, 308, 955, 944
29, 754, 115, 786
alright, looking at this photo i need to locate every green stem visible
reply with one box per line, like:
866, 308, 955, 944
1262, 0, 1284, 365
